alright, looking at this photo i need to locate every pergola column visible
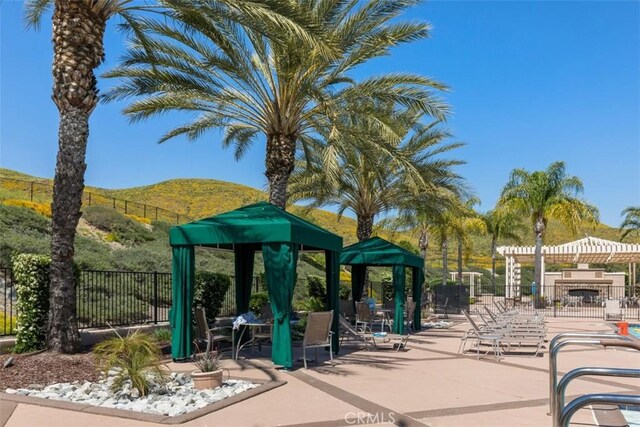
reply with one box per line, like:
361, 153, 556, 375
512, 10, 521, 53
540, 254, 545, 297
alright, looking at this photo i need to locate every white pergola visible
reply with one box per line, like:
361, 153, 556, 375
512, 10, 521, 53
497, 236, 640, 298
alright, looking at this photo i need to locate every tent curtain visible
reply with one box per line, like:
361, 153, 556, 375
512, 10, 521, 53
325, 250, 340, 354
393, 265, 406, 334
234, 244, 255, 315
262, 242, 298, 369
170, 246, 195, 361
412, 267, 424, 331
351, 264, 366, 312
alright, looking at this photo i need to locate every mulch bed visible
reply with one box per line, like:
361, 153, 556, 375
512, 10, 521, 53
0, 351, 100, 390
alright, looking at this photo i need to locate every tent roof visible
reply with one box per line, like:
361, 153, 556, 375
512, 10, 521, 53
340, 237, 423, 269
169, 202, 342, 251
497, 236, 640, 264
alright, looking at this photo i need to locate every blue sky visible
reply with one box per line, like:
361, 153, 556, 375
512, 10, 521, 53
1, 1, 639, 226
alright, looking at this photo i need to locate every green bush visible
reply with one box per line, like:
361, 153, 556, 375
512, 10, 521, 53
93, 329, 166, 396
307, 275, 326, 299
12, 254, 51, 353
82, 206, 153, 245
193, 271, 231, 319
249, 291, 269, 314
469, 297, 476, 305
339, 283, 351, 300
382, 280, 394, 302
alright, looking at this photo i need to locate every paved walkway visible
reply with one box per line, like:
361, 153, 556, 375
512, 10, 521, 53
2, 318, 639, 426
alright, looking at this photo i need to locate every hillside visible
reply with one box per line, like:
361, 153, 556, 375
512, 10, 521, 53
1, 167, 635, 273
0, 168, 407, 247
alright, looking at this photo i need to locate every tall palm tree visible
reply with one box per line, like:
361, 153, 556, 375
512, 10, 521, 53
480, 207, 525, 287
104, 0, 449, 208
499, 161, 599, 303
289, 109, 464, 242
24, 0, 322, 353
620, 207, 640, 241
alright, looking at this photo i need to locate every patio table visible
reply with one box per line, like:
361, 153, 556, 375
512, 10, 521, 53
232, 322, 273, 360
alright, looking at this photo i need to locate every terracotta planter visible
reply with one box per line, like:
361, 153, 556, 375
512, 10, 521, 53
191, 369, 223, 390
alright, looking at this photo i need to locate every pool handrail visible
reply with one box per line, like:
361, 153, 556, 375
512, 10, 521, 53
559, 394, 640, 427
554, 366, 640, 427
548, 332, 631, 416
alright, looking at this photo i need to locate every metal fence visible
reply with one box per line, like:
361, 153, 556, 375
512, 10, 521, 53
0, 268, 262, 336
469, 285, 640, 320
0, 177, 191, 224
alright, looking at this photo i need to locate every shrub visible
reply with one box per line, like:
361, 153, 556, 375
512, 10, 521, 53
0, 312, 17, 335
93, 329, 166, 396
382, 280, 394, 302
339, 283, 351, 300
307, 275, 326, 299
2, 199, 51, 217
153, 328, 171, 343
12, 254, 51, 353
193, 271, 231, 319
469, 297, 476, 305
249, 291, 269, 314
82, 206, 153, 245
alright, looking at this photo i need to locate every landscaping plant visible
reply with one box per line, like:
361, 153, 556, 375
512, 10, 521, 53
193, 350, 222, 373
93, 328, 166, 396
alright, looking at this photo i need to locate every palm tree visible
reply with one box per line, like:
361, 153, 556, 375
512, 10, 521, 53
289, 109, 464, 242
104, 0, 449, 208
499, 161, 599, 303
480, 207, 525, 288
620, 207, 640, 241
24, 0, 322, 353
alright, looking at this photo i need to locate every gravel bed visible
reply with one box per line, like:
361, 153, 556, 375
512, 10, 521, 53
5, 373, 258, 417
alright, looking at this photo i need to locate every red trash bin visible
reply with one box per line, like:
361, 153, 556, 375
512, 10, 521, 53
617, 322, 629, 336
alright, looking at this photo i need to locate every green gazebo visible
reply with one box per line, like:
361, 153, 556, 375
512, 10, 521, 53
169, 202, 343, 369
341, 237, 424, 334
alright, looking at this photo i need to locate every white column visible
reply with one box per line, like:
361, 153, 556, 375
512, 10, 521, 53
504, 256, 510, 298
540, 254, 546, 298
470, 274, 475, 298
514, 262, 521, 297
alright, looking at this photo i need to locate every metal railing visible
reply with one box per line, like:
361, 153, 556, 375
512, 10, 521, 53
0, 177, 191, 224
1, 267, 262, 335
548, 332, 640, 427
559, 394, 640, 427
465, 284, 640, 319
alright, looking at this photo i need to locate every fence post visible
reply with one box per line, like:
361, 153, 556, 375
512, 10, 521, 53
155, 207, 158, 221
153, 272, 158, 324
176, 213, 179, 224
30, 182, 34, 202
125, 201, 128, 215
144, 204, 147, 219
88, 193, 91, 206
113, 197, 116, 209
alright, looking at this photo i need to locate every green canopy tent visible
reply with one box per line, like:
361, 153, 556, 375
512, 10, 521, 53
341, 237, 424, 334
169, 202, 343, 369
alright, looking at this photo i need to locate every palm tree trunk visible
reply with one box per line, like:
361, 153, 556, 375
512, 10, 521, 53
418, 228, 428, 271
533, 217, 545, 307
490, 236, 497, 288
441, 238, 448, 286
457, 237, 463, 286
49, 0, 106, 353
356, 215, 374, 242
266, 133, 296, 209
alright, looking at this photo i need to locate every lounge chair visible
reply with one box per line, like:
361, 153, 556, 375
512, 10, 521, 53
194, 307, 232, 354
302, 311, 334, 369
339, 314, 374, 349
356, 301, 383, 332
339, 299, 356, 323
459, 310, 544, 358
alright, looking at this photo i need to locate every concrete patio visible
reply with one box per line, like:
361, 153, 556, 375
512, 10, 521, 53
1, 317, 639, 426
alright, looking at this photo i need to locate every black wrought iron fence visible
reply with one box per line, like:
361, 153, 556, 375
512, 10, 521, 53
1, 267, 15, 335
471, 284, 640, 319
0, 268, 262, 336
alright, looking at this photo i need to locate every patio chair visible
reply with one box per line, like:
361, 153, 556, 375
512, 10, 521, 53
434, 297, 449, 319
302, 310, 334, 369
604, 299, 623, 321
194, 307, 232, 354
338, 314, 374, 349
356, 301, 378, 331
339, 299, 356, 323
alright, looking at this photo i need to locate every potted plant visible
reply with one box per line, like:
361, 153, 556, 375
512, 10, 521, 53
191, 350, 226, 390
